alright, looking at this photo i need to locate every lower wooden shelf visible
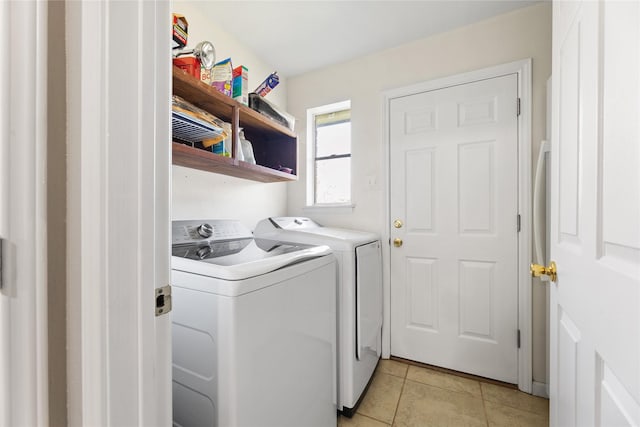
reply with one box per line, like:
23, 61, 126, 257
172, 142, 297, 183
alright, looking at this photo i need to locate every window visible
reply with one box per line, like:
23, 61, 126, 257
307, 101, 351, 206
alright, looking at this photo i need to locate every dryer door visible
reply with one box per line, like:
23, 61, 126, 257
355, 241, 383, 360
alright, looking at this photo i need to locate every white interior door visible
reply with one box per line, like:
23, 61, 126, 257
66, 1, 172, 425
0, 1, 49, 425
550, 1, 640, 426
390, 74, 520, 383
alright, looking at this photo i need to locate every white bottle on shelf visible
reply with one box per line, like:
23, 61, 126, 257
239, 129, 256, 164
236, 130, 245, 161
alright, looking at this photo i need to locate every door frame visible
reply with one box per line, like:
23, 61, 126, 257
381, 59, 533, 393
66, 1, 171, 425
0, 1, 50, 425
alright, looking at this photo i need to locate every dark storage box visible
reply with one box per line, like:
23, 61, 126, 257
248, 93, 295, 131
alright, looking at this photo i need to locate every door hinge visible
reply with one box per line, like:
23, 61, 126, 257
517, 214, 521, 232
517, 329, 521, 348
517, 98, 521, 116
155, 285, 172, 317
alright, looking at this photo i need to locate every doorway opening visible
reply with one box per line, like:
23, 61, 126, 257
382, 59, 532, 392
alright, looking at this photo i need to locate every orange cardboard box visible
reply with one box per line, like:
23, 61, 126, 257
173, 57, 200, 80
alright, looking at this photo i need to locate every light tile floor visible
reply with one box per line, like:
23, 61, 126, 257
338, 359, 549, 427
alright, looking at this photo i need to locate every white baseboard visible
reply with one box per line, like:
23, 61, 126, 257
532, 381, 549, 398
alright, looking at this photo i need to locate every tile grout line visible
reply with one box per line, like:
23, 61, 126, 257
482, 399, 550, 418
403, 376, 483, 400
405, 361, 549, 418
380, 362, 548, 425
481, 383, 550, 417
389, 370, 408, 426
355, 369, 406, 426
391, 356, 518, 389
401, 374, 489, 426
480, 381, 490, 427
356, 413, 393, 426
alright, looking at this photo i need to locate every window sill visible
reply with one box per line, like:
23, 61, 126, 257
303, 203, 355, 215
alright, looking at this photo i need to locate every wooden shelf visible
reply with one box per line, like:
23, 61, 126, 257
172, 143, 297, 183
172, 66, 298, 183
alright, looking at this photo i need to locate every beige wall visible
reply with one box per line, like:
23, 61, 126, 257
286, 3, 552, 384
171, 1, 289, 229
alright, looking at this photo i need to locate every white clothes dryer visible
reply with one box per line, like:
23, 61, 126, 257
254, 217, 382, 416
171, 220, 337, 427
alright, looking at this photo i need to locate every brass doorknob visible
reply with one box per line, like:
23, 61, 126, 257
393, 238, 403, 247
530, 261, 557, 282
393, 219, 403, 229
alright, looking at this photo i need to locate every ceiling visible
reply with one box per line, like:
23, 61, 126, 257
197, 1, 540, 77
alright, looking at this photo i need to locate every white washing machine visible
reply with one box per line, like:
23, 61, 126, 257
171, 220, 337, 427
255, 217, 382, 416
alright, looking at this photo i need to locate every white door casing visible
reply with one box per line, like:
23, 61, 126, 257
0, 1, 49, 426
66, 1, 172, 426
550, 1, 640, 426
383, 60, 532, 391
390, 74, 519, 383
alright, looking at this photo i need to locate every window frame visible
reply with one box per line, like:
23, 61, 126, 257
305, 100, 353, 209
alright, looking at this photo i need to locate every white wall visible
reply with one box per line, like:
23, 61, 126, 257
172, 166, 288, 227
286, 3, 551, 384
171, 1, 289, 229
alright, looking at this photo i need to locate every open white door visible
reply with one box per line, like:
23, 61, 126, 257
0, 1, 49, 426
549, 1, 640, 426
66, 1, 172, 425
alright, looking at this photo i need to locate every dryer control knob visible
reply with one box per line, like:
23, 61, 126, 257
197, 223, 214, 238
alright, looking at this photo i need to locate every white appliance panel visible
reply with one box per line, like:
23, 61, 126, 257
171, 219, 337, 427
356, 242, 383, 361
254, 217, 383, 414
172, 256, 337, 427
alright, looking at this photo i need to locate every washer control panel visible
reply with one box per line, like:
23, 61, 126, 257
172, 220, 253, 246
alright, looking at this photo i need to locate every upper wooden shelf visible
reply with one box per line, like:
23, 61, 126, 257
172, 67, 296, 138
172, 66, 298, 183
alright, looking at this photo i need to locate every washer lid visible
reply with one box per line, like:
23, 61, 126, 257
255, 217, 379, 250
172, 238, 332, 281
263, 216, 322, 230
172, 219, 332, 280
